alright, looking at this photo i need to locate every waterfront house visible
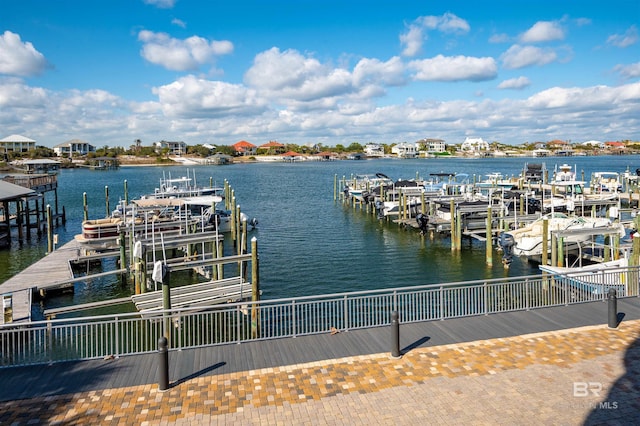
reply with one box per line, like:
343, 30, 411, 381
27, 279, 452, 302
605, 141, 626, 154
155, 140, 187, 156
0, 134, 36, 155
53, 139, 96, 157
258, 141, 286, 155
417, 138, 446, 155
461, 137, 489, 152
391, 143, 418, 158
233, 140, 257, 156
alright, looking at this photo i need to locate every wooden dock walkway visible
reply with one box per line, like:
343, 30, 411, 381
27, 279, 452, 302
0, 239, 80, 295
0, 239, 83, 324
1, 296, 639, 403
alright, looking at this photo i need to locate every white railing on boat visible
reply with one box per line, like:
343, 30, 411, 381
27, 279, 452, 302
1, 266, 639, 367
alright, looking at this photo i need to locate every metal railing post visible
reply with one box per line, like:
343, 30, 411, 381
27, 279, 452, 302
483, 281, 488, 315
291, 300, 296, 337
343, 295, 349, 331
115, 316, 119, 357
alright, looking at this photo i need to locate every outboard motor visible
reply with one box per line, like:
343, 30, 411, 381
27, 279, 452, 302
362, 191, 372, 204
499, 232, 515, 266
374, 200, 385, 219
416, 213, 429, 235
239, 213, 259, 230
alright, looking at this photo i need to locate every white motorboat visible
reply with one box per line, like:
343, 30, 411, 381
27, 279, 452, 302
344, 173, 393, 202
475, 172, 519, 189
144, 171, 223, 199
179, 195, 258, 233
591, 171, 623, 193
543, 180, 618, 213
499, 212, 625, 264
554, 163, 576, 182
74, 214, 187, 251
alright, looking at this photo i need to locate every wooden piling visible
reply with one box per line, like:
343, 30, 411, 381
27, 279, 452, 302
16, 200, 23, 240
105, 186, 110, 218
450, 199, 456, 251
455, 210, 462, 251
541, 218, 549, 266
550, 233, 557, 269
119, 232, 127, 285
557, 236, 564, 267
46, 204, 53, 253
83, 192, 88, 221
486, 206, 492, 266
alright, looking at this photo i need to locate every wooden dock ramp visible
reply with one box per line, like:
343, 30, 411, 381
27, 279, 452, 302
131, 277, 252, 315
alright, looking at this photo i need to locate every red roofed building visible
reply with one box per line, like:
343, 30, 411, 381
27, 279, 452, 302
605, 141, 626, 153
258, 141, 286, 154
233, 140, 257, 156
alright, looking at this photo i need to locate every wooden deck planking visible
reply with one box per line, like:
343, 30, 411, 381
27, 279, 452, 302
0, 239, 80, 295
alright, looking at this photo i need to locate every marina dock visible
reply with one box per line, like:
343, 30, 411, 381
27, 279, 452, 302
0, 239, 83, 324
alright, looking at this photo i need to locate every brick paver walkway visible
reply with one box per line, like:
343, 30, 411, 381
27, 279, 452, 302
1, 320, 639, 425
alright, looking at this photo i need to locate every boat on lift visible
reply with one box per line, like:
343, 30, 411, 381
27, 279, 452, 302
499, 212, 625, 265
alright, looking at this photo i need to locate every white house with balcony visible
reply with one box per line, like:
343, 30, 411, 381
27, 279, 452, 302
391, 142, 418, 158
417, 138, 447, 153
53, 139, 96, 157
364, 143, 384, 157
0, 134, 36, 154
461, 137, 489, 152
155, 140, 187, 155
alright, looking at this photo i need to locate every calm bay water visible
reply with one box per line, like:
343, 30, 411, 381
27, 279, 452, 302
1, 155, 638, 319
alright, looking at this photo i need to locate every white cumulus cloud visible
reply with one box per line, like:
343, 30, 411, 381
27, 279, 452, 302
138, 30, 233, 71
400, 13, 470, 57
0, 31, 49, 77
501, 45, 558, 69
520, 21, 565, 43
408, 55, 497, 82
153, 75, 266, 118
497, 77, 531, 90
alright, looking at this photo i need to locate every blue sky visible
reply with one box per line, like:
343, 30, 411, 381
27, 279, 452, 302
1, 0, 638, 148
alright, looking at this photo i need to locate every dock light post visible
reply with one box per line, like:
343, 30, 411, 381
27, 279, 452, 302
391, 311, 401, 358
158, 337, 169, 391
608, 289, 618, 329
